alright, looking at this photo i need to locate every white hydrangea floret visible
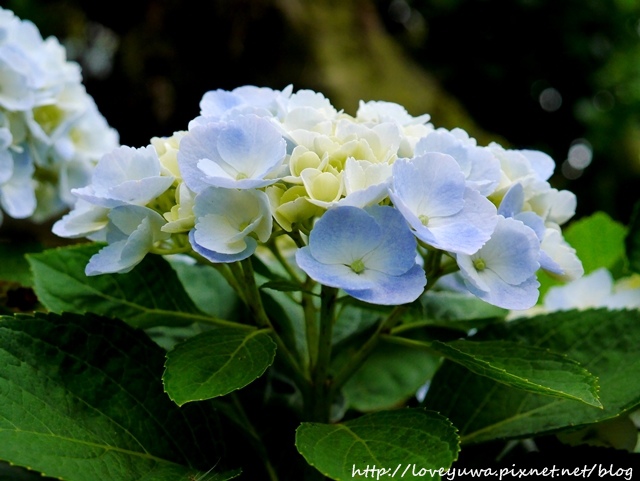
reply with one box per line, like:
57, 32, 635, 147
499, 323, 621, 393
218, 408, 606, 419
72, 145, 173, 208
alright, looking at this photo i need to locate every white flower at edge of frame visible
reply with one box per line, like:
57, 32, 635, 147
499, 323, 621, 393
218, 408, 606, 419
0, 148, 36, 220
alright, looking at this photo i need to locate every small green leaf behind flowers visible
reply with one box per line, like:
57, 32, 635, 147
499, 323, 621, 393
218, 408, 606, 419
163, 327, 277, 405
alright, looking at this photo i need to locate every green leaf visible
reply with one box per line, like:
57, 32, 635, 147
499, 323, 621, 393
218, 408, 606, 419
0, 312, 239, 481
428, 339, 601, 407
296, 409, 459, 481
260, 279, 311, 294
424, 308, 640, 444
625, 201, 640, 274
563, 211, 627, 275
538, 212, 627, 298
28, 244, 215, 328
168, 259, 239, 319
403, 291, 508, 331
163, 327, 277, 405
342, 339, 440, 412
333, 302, 383, 345
0, 239, 41, 286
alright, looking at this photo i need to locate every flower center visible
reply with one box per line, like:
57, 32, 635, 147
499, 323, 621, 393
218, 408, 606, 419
236, 172, 248, 180
473, 258, 487, 271
419, 214, 430, 226
350, 258, 366, 274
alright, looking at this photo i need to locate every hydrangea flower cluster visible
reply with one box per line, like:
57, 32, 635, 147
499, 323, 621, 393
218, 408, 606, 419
54, 85, 583, 309
0, 7, 118, 225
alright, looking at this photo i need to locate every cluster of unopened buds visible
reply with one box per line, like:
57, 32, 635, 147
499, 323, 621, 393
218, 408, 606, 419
54, 85, 583, 309
0, 7, 118, 225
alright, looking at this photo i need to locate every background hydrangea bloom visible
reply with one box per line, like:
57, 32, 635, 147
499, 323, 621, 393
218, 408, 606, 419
543, 268, 640, 311
295, 205, 426, 305
0, 6, 118, 225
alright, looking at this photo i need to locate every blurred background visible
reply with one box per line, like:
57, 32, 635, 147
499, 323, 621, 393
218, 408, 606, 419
6, 0, 640, 224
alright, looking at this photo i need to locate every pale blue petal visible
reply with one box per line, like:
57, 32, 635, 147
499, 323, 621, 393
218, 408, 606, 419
85, 240, 131, 275
85, 207, 167, 276
392, 154, 465, 218
464, 268, 540, 310
344, 264, 426, 305
199, 90, 243, 118
192, 187, 272, 255
194, 214, 254, 255
389, 191, 439, 246
415, 129, 472, 176
216, 115, 286, 178
497, 183, 524, 218
189, 229, 255, 263
308, 206, 382, 265
479, 216, 540, 285
106, 176, 174, 206
296, 205, 425, 305
76, 145, 172, 207
362, 205, 417, 275
456, 253, 491, 293
179, 115, 285, 192
52, 199, 109, 238
409, 188, 497, 254
92, 146, 162, 193
539, 250, 563, 275
337, 180, 390, 208
514, 211, 545, 240
107, 205, 168, 240
295, 247, 377, 290
0, 149, 36, 218
0, 147, 12, 184
193, 187, 272, 243
519, 149, 555, 181
178, 122, 232, 193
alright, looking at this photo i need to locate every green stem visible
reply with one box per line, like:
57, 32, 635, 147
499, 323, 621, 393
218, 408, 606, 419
216, 263, 247, 304
238, 258, 310, 386
267, 239, 303, 284
379, 334, 441, 358
308, 285, 338, 423
302, 277, 319, 371
286, 229, 307, 249
423, 249, 443, 279
330, 304, 407, 396
181, 312, 256, 331
390, 319, 434, 335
